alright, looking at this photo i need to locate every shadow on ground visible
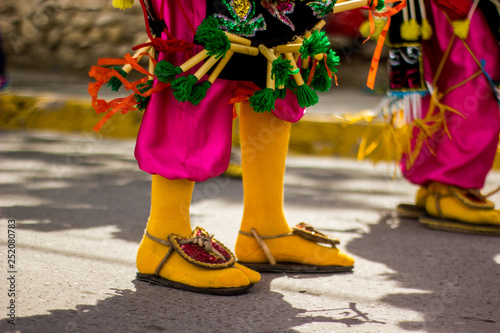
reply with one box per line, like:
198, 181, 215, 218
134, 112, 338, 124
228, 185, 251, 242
347, 213, 500, 332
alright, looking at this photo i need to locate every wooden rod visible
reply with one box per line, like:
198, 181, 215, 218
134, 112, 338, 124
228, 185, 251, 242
194, 55, 219, 80
284, 53, 304, 86
229, 43, 260, 56
208, 51, 234, 83
332, 0, 368, 13
225, 32, 252, 46
179, 49, 210, 72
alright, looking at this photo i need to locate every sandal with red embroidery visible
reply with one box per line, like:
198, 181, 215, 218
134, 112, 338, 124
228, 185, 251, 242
136, 227, 254, 295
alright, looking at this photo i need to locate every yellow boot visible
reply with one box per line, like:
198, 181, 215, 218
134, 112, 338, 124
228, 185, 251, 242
419, 182, 500, 235
235, 101, 354, 272
136, 175, 259, 295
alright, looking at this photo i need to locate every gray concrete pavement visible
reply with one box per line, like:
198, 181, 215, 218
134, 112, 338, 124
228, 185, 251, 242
1, 130, 500, 333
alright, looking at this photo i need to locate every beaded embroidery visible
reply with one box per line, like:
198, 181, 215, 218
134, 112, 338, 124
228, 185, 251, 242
307, 0, 336, 18
214, 0, 267, 37
261, 0, 296, 31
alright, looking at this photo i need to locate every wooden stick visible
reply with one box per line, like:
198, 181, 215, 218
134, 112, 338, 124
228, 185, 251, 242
148, 47, 155, 80
229, 43, 259, 56
179, 49, 210, 72
312, 20, 326, 31
225, 32, 252, 46
208, 51, 234, 83
332, 0, 368, 13
267, 49, 275, 90
122, 43, 152, 74
193, 55, 219, 80
284, 53, 304, 86
276, 43, 303, 54
258, 45, 278, 63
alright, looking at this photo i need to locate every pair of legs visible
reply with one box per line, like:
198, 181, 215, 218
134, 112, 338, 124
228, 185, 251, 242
136, 101, 354, 292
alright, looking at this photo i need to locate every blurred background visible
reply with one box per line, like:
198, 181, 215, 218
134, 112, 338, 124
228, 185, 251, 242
0, 0, 387, 88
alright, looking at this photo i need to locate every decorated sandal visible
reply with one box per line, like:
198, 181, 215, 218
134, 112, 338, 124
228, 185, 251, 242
136, 227, 254, 295
237, 222, 353, 273
419, 185, 500, 236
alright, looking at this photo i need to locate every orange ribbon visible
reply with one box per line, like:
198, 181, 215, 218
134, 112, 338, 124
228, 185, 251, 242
365, 0, 407, 90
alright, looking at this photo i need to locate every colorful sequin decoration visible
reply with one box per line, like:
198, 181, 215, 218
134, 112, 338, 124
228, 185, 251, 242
307, 0, 336, 18
261, 0, 296, 31
214, 0, 267, 37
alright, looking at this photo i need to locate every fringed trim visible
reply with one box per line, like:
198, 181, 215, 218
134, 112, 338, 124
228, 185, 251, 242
88, 48, 170, 132
352, 90, 466, 169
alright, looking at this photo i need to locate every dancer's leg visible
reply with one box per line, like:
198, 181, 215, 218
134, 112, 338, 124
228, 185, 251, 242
235, 102, 354, 267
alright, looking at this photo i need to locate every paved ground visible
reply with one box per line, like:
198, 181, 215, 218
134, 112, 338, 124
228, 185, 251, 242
1, 130, 500, 333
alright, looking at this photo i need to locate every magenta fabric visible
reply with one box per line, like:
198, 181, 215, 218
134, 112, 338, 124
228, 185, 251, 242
401, 0, 500, 189
134, 0, 305, 182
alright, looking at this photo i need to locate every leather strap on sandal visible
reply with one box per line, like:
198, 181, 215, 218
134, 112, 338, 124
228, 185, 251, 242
239, 223, 340, 265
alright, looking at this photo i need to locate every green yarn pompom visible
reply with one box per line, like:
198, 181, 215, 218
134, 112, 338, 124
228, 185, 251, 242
311, 50, 340, 92
325, 49, 340, 71
107, 67, 127, 92
271, 58, 297, 87
375, 0, 385, 11
155, 60, 183, 83
274, 88, 286, 100
171, 75, 198, 102
310, 65, 331, 92
189, 81, 212, 105
299, 30, 330, 59
249, 88, 276, 112
296, 84, 319, 108
135, 80, 154, 112
195, 17, 230, 58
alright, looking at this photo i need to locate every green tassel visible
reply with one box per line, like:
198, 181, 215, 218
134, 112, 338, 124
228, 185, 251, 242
295, 84, 319, 108
274, 88, 286, 100
195, 17, 230, 58
286, 76, 298, 92
171, 75, 198, 102
299, 30, 330, 59
249, 88, 276, 112
311, 65, 331, 92
189, 81, 212, 105
107, 67, 127, 92
135, 80, 154, 112
375, 0, 385, 11
325, 49, 340, 71
271, 58, 297, 87
311, 50, 339, 92
155, 60, 183, 83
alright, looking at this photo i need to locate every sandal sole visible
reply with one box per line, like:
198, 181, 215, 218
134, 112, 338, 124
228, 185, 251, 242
396, 203, 425, 219
419, 215, 500, 236
136, 273, 254, 296
237, 262, 354, 273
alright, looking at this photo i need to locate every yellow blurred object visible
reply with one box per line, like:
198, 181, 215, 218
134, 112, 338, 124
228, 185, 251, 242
400, 19, 421, 41
112, 0, 134, 10
451, 19, 471, 40
359, 18, 387, 40
420, 19, 433, 40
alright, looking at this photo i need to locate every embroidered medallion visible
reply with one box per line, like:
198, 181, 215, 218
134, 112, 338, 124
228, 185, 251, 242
168, 227, 236, 269
261, 0, 296, 31
306, 0, 336, 19
214, 0, 267, 37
